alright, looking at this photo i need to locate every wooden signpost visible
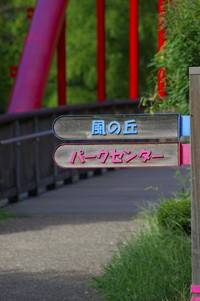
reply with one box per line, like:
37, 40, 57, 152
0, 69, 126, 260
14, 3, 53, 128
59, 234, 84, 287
52, 67, 200, 300
53, 114, 180, 141
54, 142, 180, 169
53, 113, 190, 169
190, 67, 200, 301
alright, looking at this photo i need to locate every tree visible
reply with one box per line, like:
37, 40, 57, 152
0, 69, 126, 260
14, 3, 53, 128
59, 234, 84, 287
65, 0, 157, 104
149, 0, 200, 114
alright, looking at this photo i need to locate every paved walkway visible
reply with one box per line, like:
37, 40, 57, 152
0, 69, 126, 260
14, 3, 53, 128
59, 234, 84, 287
0, 167, 188, 301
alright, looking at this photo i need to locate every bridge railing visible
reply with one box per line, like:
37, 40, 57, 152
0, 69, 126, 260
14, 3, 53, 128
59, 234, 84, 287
0, 99, 141, 202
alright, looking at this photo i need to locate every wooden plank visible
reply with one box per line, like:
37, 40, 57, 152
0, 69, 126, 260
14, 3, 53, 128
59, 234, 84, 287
53, 142, 180, 169
190, 67, 200, 285
190, 67, 200, 75
53, 114, 180, 141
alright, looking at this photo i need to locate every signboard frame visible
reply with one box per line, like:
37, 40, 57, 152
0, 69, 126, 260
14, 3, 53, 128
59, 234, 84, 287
53, 113, 181, 142
53, 141, 181, 169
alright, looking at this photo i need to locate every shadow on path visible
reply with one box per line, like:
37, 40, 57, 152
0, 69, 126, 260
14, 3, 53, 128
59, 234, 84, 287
0, 214, 135, 235
0, 270, 103, 301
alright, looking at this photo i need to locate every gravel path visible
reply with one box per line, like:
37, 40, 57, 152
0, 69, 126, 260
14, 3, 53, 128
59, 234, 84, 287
0, 214, 140, 301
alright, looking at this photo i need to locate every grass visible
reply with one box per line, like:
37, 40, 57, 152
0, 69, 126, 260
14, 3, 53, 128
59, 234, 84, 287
0, 207, 17, 221
0, 207, 29, 221
94, 216, 191, 301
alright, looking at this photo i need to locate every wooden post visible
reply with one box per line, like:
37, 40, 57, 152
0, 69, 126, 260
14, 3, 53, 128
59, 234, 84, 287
190, 67, 200, 289
57, 18, 67, 106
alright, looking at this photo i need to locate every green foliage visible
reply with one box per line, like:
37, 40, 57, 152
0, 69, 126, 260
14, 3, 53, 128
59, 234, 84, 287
0, 207, 16, 220
156, 168, 191, 235
105, 0, 129, 99
0, 206, 29, 220
148, 0, 200, 114
94, 218, 191, 301
65, 0, 157, 104
64, 0, 97, 105
0, 0, 158, 111
0, 0, 36, 113
157, 198, 191, 235
139, 0, 157, 95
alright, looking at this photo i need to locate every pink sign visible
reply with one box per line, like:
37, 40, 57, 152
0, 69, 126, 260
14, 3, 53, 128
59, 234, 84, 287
53, 142, 180, 169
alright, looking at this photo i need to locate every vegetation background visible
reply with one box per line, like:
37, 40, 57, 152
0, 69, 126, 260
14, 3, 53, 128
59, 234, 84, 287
149, 0, 200, 114
1, 0, 200, 114
0, 0, 157, 113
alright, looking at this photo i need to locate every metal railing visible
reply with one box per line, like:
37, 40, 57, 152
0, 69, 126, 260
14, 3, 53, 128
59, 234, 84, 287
0, 99, 141, 202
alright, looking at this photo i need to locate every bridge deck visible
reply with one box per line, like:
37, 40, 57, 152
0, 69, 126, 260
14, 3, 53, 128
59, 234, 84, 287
11, 167, 185, 215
